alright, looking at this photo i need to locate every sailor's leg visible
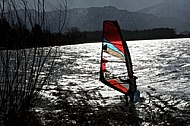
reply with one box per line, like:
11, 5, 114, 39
133, 90, 140, 103
129, 93, 134, 102
124, 93, 129, 105
127, 90, 140, 103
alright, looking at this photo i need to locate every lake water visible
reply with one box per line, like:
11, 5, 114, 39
52, 38, 190, 102
1, 38, 189, 125
41, 38, 190, 125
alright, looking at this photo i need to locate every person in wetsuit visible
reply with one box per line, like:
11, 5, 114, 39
119, 76, 139, 103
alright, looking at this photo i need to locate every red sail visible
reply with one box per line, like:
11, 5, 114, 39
101, 58, 107, 73
100, 20, 133, 94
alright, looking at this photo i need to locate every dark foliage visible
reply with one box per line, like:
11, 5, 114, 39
29, 84, 190, 126
1, 17, 190, 51
0, 18, 57, 50
34, 84, 142, 126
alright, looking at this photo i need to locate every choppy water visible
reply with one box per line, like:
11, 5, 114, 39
52, 38, 190, 102
1, 38, 189, 125
130, 38, 190, 100
41, 38, 190, 125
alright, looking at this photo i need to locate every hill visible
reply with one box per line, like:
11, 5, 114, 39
62, 6, 190, 32
138, 0, 190, 31
5, 5, 190, 32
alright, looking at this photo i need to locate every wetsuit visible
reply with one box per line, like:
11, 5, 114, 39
119, 76, 138, 102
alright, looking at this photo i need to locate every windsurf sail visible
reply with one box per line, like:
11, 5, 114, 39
100, 20, 134, 94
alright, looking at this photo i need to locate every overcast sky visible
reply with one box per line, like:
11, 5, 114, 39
11, 0, 166, 12
66, 0, 166, 11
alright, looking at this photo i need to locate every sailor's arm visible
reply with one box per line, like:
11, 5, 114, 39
118, 76, 130, 83
118, 76, 138, 82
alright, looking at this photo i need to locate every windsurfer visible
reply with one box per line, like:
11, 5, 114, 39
118, 76, 139, 103
100, 20, 140, 104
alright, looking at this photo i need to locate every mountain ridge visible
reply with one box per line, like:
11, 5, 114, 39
6, 4, 190, 32
138, 0, 190, 22
63, 6, 189, 32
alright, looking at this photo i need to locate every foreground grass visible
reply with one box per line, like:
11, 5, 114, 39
34, 87, 141, 125
30, 84, 190, 126
1, 81, 189, 125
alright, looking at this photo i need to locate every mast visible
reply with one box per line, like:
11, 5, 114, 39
118, 23, 133, 78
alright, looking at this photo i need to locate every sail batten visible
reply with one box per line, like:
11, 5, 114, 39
100, 20, 133, 94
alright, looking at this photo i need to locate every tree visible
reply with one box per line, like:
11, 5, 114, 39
67, 27, 81, 42
0, 0, 67, 125
0, 18, 11, 48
